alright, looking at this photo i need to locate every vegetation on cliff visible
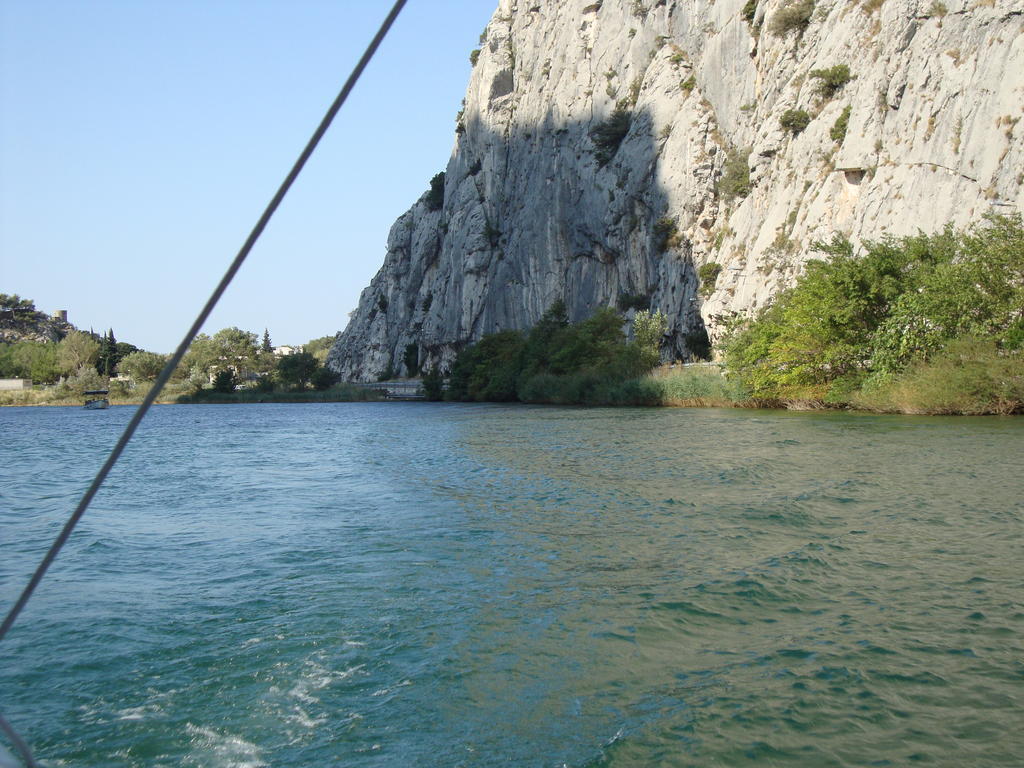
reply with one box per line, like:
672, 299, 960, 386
428, 216, 1022, 415
722, 215, 1024, 414
436, 301, 669, 404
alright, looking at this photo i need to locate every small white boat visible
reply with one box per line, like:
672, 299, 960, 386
83, 389, 110, 409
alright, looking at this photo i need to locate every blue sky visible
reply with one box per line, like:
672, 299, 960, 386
1, 0, 496, 352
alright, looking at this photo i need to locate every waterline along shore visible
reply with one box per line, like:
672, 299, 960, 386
3, 364, 1021, 415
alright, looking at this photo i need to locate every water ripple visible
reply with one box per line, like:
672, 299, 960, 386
0, 404, 1021, 766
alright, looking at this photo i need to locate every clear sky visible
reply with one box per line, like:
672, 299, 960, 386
1, 0, 497, 353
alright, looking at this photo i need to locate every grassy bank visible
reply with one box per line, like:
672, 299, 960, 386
176, 383, 382, 404
507, 359, 1022, 415
0, 382, 186, 407
6, 368, 1019, 414
0, 381, 383, 407
516, 365, 754, 408
848, 339, 1023, 415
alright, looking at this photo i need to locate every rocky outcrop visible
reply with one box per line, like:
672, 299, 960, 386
0, 307, 74, 345
329, 0, 1024, 381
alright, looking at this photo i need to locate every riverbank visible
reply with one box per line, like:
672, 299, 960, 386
4, 364, 1020, 415
176, 383, 382, 404
0, 382, 383, 407
441, 363, 1023, 416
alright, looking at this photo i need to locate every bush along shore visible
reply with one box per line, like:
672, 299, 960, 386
432, 216, 1023, 415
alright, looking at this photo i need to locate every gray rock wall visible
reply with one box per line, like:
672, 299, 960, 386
328, 0, 1024, 381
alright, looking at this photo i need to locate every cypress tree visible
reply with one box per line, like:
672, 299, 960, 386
106, 329, 118, 376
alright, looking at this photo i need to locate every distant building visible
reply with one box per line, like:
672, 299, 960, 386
52, 310, 68, 322
273, 345, 303, 357
0, 379, 33, 391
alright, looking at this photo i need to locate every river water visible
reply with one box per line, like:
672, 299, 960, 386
0, 403, 1021, 767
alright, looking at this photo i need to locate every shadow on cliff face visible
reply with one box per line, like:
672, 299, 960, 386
330, 103, 717, 380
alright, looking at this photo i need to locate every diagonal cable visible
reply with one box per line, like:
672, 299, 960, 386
0, 1, 408, 763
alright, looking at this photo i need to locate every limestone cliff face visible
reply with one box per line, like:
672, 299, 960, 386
328, 0, 1024, 380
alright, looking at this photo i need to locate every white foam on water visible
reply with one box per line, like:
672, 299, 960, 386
287, 659, 365, 705
115, 704, 161, 721
184, 723, 266, 768
285, 705, 327, 729
370, 679, 412, 697
604, 728, 625, 747
272, 655, 368, 733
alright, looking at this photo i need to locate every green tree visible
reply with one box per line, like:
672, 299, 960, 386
548, 307, 627, 375
426, 172, 445, 211
276, 351, 319, 389
724, 234, 920, 397
809, 64, 852, 98
421, 365, 445, 400
633, 309, 668, 370
182, 327, 259, 384
95, 329, 119, 376
0, 294, 35, 311
0, 344, 15, 378
115, 341, 139, 360
181, 333, 218, 382
447, 331, 526, 401
830, 105, 851, 142
255, 331, 276, 374
718, 148, 752, 200
446, 304, 667, 404
403, 343, 419, 376
58, 330, 101, 375
212, 327, 259, 366
310, 366, 340, 390
780, 109, 811, 134
117, 350, 167, 382
212, 368, 237, 393
516, 299, 569, 386
0, 341, 61, 382
590, 107, 632, 166
304, 335, 336, 363
869, 217, 1024, 373
769, 0, 814, 36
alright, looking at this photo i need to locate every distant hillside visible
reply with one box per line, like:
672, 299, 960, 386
0, 294, 75, 345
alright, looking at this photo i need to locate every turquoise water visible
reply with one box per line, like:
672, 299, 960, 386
0, 403, 1021, 767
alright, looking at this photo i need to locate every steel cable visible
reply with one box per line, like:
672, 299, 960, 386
0, 2, 408, 763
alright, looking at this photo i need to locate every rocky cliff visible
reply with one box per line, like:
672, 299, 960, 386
0, 307, 74, 345
328, 0, 1024, 380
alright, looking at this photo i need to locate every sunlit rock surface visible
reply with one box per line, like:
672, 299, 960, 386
329, 0, 1024, 381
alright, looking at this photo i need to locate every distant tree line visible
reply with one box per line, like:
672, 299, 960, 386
181, 328, 341, 395
1, 309, 344, 398
0, 328, 135, 383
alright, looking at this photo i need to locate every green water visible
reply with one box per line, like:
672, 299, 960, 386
1, 403, 1021, 766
